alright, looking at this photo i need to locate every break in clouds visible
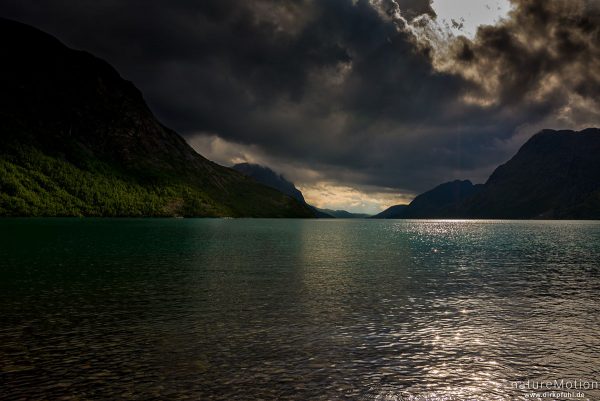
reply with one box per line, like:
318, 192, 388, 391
2, 0, 600, 210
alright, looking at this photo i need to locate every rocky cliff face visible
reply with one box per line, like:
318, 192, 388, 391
0, 18, 314, 217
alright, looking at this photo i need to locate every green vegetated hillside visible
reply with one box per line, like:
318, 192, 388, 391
0, 18, 314, 218
0, 146, 227, 217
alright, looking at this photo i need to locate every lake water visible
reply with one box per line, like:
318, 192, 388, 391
1, 219, 600, 400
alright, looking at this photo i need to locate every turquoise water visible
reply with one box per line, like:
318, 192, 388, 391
1, 219, 600, 400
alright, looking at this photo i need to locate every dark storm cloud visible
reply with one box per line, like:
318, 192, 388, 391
447, 0, 600, 118
1, 0, 600, 197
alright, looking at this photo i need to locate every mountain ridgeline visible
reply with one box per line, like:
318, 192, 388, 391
462, 129, 600, 219
375, 180, 482, 219
316, 209, 371, 219
232, 163, 371, 218
232, 163, 305, 203
0, 18, 314, 217
375, 128, 600, 219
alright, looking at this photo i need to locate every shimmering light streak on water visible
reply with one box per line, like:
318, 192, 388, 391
1, 219, 599, 400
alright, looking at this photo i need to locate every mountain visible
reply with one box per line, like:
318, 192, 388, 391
316, 209, 371, 218
404, 180, 483, 218
373, 180, 482, 219
232, 163, 305, 203
232, 163, 372, 218
377, 129, 600, 219
232, 163, 327, 217
372, 205, 408, 219
0, 18, 314, 218
311, 208, 336, 218
461, 128, 600, 219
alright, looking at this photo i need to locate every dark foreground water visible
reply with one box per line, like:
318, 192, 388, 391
1, 219, 600, 401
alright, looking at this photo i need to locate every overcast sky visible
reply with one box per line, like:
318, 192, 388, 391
2, 0, 600, 213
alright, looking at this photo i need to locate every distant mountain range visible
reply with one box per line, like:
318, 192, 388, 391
0, 18, 314, 217
232, 163, 370, 218
375, 128, 600, 219
315, 209, 371, 219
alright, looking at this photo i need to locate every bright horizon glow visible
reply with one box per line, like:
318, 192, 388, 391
299, 182, 414, 215
188, 133, 415, 214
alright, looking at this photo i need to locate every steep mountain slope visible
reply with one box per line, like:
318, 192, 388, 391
311, 208, 336, 218
404, 180, 482, 218
374, 180, 482, 219
232, 163, 335, 217
377, 129, 600, 219
231, 163, 373, 218
372, 205, 408, 219
232, 163, 305, 203
0, 18, 314, 217
462, 129, 600, 219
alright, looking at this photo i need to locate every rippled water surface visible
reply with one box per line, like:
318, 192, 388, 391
1, 219, 600, 400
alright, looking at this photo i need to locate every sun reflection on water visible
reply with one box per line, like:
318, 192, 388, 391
1, 219, 600, 400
